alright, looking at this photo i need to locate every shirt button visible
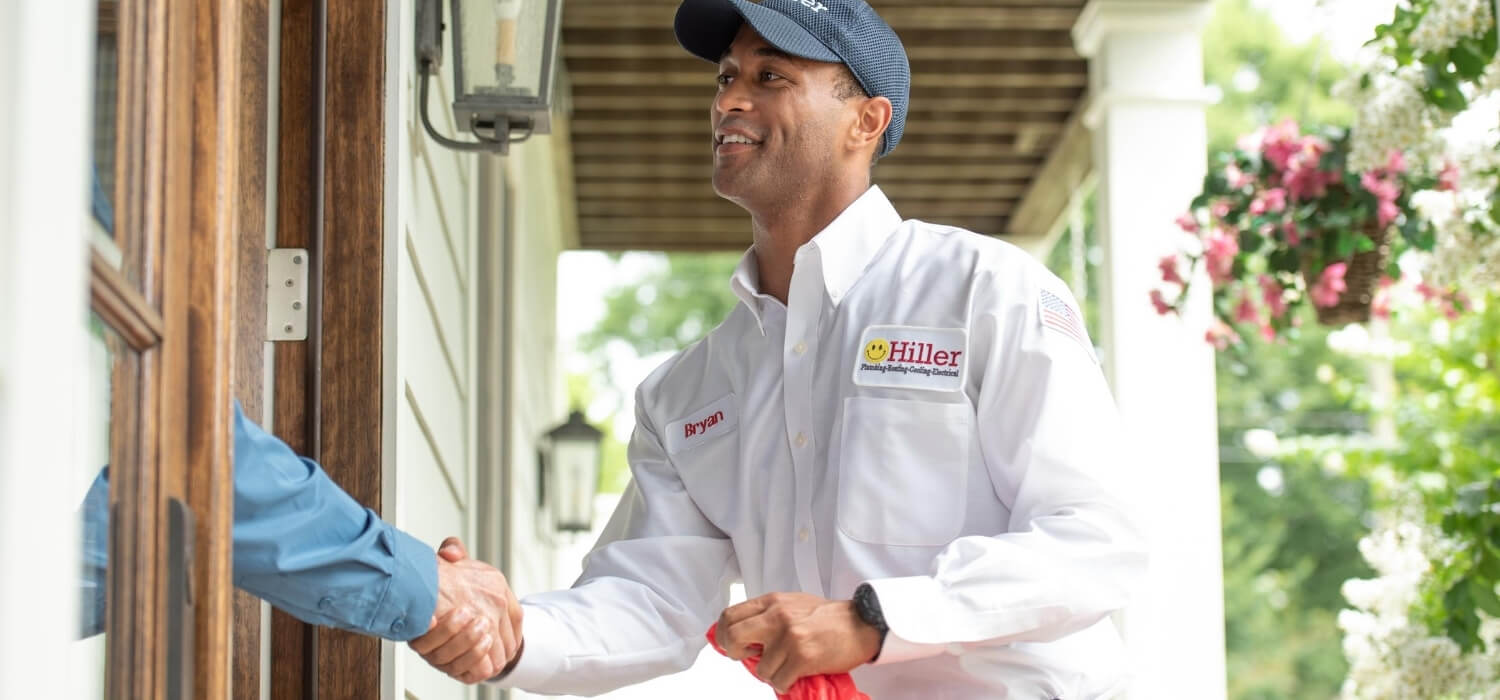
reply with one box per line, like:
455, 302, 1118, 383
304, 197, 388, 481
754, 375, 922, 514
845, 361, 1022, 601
793, 341, 807, 355
794, 432, 807, 448
797, 528, 810, 543
317, 597, 333, 611
390, 617, 406, 635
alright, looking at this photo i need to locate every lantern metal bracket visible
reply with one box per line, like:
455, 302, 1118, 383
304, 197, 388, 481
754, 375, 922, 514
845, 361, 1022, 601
414, 0, 535, 154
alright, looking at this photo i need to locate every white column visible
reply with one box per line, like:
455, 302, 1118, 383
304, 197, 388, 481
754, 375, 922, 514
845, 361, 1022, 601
0, 0, 95, 697
1073, 2, 1226, 698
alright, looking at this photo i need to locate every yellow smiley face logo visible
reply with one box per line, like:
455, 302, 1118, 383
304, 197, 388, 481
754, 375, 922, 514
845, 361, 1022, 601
864, 339, 889, 363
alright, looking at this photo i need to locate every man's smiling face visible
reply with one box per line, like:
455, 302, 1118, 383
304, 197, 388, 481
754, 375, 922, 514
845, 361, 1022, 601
710, 24, 852, 207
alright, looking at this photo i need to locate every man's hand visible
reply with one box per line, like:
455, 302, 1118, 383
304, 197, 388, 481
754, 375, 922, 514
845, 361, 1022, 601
715, 592, 883, 694
408, 537, 524, 684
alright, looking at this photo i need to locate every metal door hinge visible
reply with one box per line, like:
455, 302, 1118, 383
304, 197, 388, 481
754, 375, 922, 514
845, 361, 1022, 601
267, 248, 309, 341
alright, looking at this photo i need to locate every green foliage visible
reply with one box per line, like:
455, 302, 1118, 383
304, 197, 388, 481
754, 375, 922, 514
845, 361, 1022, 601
1334, 294, 1500, 652
566, 372, 632, 494
579, 253, 743, 360
1370, 0, 1500, 113
1202, 0, 1351, 155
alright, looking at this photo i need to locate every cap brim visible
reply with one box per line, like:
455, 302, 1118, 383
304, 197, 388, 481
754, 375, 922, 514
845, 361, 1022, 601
675, 0, 841, 65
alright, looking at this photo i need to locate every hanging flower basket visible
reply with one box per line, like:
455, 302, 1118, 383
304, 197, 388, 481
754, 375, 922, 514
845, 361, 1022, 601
1304, 221, 1391, 326
1148, 120, 1468, 348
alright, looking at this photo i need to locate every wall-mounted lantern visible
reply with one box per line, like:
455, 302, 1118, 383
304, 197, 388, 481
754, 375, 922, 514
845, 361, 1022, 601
414, 0, 564, 153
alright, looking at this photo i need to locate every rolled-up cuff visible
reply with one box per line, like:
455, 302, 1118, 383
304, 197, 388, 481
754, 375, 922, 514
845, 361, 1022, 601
865, 575, 950, 665
485, 604, 566, 689
371, 526, 439, 642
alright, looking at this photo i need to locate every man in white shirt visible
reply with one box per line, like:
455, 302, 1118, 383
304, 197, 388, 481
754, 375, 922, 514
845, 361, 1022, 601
413, 0, 1147, 696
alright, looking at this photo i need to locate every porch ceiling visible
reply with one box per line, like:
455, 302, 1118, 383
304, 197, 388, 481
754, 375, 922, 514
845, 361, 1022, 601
561, 0, 1090, 251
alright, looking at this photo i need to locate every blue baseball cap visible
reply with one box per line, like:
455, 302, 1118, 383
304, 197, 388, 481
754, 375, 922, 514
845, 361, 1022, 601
674, 0, 910, 158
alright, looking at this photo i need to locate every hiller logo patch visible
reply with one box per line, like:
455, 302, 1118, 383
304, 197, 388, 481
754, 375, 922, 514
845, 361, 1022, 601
853, 325, 968, 392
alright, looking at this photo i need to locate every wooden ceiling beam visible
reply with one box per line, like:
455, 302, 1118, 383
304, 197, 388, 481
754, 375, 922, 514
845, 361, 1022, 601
568, 72, 1086, 88
569, 119, 1063, 136
570, 95, 1082, 112
564, 43, 1081, 61
565, 6, 1082, 30
570, 140, 1036, 158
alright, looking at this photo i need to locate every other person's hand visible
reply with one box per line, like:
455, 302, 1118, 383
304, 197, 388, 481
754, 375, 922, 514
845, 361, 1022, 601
408, 537, 524, 684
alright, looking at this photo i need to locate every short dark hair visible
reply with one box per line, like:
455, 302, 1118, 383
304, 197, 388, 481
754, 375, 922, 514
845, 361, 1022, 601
831, 65, 866, 102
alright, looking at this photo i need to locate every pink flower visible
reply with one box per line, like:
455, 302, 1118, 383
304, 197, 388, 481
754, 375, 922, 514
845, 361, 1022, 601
1258, 320, 1278, 342
1259, 274, 1287, 318
1175, 212, 1200, 234
1283, 220, 1303, 247
1438, 161, 1461, 191
1205, 320, 1241, 350
1261, 119, 1302, 172
1204, 228, 1240, 286
1361, 171, 1402, 228
1211, 200, 1232, 221
1371, 277, 1395, 320
1159, 255, 1184, 285
1248, 188, 1287, 217
1149, 289, 1174, 316
1310, 262, 1348, 308
1360, 171, 1399, 203
1384, 149, 1407, 175
1234, 292, 1259, 324
1377, 200, 1400, 228
1226, 163, 1253, 189
1284, 157, 1333, 201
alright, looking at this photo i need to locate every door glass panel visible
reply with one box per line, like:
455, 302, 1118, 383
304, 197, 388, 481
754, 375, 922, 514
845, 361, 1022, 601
70, 312, 121, 698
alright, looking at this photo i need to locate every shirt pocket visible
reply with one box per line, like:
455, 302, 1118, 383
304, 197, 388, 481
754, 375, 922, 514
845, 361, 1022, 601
836, 395, 972, 546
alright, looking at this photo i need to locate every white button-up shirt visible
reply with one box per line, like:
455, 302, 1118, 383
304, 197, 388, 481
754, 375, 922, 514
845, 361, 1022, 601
501, 186, 1146, 699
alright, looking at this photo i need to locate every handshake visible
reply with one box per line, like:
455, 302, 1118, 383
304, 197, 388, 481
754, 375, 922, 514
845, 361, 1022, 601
409, 537, 525, 684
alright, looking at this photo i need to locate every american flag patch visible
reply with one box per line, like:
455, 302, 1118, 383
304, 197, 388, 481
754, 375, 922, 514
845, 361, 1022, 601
1039, 288, 1096, 361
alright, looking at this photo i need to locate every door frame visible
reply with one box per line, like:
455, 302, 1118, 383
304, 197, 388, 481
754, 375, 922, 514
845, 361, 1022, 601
267, 0, 391, 697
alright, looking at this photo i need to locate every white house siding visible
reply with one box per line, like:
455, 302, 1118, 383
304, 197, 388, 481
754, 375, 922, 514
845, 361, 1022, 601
383, 2, 571, 699
389, 0, 480, 697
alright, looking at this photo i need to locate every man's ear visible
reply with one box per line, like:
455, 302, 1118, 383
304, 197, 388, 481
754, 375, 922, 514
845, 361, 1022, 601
850, 95, 892, 160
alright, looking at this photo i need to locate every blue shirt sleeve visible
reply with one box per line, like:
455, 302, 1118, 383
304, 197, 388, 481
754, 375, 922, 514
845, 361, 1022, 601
230, 401, 439, 641
79, 468, 110, 638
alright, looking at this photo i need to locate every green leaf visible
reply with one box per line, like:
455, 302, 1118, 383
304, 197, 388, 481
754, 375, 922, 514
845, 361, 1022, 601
1270, 248, 1300, 274
1480, 549, 1500, 580
1336, 231, 1357, 258
1470, 577, 1500, 618
1482, 20, 1498, 57
1423, 66, 1470, 111
1452, 44, 1487, 79
1354, 235, 1377, 253
1386, 260, 1403, 278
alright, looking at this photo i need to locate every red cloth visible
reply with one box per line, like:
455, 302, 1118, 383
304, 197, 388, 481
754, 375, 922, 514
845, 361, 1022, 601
705, 624, 870, 700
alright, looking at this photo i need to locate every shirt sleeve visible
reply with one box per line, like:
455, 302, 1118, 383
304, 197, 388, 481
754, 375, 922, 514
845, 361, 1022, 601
229, 401, 439, 642
77, 467, 110, 639
865, 274, 1147, 664
490, 388, 739, 695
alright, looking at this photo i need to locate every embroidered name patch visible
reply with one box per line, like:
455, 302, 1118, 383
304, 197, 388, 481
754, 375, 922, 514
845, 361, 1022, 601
852, 325, 968, 392
664, 394, 737, 455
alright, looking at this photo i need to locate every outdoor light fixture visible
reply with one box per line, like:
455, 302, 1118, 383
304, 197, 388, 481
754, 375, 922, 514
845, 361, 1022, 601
539, 410, 603, 533
414, 0, 563, 153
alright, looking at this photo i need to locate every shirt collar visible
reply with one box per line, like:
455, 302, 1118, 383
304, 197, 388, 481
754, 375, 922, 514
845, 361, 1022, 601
806, 185, 902, 305
729, 186, 903, 335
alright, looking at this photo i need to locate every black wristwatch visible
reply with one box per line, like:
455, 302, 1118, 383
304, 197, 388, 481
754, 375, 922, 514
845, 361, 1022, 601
852, 583, 890, 662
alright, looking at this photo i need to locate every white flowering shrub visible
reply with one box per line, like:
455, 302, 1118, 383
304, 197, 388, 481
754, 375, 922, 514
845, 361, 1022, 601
1339, 515, 1500, 699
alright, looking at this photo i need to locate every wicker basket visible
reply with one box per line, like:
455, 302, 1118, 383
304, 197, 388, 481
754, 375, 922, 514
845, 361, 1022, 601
1304, 222, 1391, 326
